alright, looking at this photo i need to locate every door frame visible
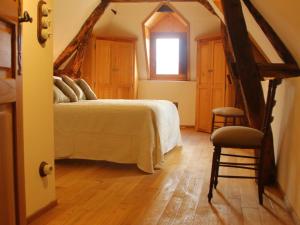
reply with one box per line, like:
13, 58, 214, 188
0, 0, 27, 224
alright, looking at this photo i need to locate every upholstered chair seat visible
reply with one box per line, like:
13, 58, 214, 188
211, 126, 264, 148
212, 107, 244, 116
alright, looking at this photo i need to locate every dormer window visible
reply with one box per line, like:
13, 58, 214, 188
143, 3, 189, 81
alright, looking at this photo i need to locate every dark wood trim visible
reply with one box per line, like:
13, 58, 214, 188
26, 200, 58, 224
243, 0, 298, 65
258, 63, 300, 78
231, 63, 300, 79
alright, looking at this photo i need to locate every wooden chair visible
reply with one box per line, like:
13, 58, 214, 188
208, 78, 281, 205
211, 107, 245, 133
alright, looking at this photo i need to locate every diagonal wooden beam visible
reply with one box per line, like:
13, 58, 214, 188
198, 0, 217, 16
221, 0, 264, 129
243, 0, 298, 65
54, 0, 110, 73
221, 0, 275, 183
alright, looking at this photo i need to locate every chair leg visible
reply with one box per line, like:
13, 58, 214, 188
214, 150, 221, 189
208, 146, 221, 202
224, 116, 228, 126
211, 113, 215, 133
258, 148, 265, 205
233, 116, 236, 126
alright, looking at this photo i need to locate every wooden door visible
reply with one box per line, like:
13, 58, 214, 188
196, 38, 228, 133
95, 38, 135, 99
81, 36, 96, 90
110, 40, 134, 99
196, 40, 212, 132
95, 39, 112, 98
0, 1, 26, 225
211, 40, 226, 110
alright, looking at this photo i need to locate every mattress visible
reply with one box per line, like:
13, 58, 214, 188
54, 99, 182, 173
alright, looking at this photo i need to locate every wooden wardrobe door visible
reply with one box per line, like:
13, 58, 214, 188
211, 40, 226, 110
0, 0, 26, 224
196, 40, 212, 132
95, 39, 112, 98
110, 41, 135, 99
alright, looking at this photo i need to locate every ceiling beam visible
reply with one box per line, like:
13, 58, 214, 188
258, 63, 300, 78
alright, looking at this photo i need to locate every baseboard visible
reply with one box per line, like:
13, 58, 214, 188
277, 183, 300, 225
180, 125, 195, 129
27, 199, 58, 224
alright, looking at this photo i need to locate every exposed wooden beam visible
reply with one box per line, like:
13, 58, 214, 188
231, 63, 300, 79
243, 0, 298, 65
258, 63, 300, 78
221, 0, 275, 183
198, 0, 217, 15
54, 0, 110, 75
221, 0, 264, 129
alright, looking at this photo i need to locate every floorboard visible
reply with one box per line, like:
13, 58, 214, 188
29, 129, 296, 225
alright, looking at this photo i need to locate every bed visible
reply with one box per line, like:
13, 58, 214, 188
54, 99, 182, 173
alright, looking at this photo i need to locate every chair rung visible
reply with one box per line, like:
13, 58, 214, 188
219, 162, 258, 166
218, 175, 257, 179
219, 164, 258, 170
220, 153, 259, 159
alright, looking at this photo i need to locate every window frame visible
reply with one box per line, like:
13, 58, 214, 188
150, 32, 188, 81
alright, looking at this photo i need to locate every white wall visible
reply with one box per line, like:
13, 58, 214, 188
23, 0, 56, 216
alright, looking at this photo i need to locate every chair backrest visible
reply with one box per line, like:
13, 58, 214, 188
261, 78, 282, 136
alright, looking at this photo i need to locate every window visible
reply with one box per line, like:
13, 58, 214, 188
143, 4, 189, 81
150, 32, 188, 80
156, 38, 179, 75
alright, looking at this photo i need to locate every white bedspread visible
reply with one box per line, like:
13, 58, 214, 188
54, 99, 182, 173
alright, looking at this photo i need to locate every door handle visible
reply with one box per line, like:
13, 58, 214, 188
19, 11, 33, 23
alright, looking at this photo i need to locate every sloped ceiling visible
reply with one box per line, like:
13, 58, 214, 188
53, 0, 99, 59
250, 0, 300, 65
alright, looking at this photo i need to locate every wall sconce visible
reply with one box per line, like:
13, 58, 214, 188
37, 0, 51, 45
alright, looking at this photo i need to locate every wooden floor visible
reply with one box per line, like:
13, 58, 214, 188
30, 129, 296, 225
